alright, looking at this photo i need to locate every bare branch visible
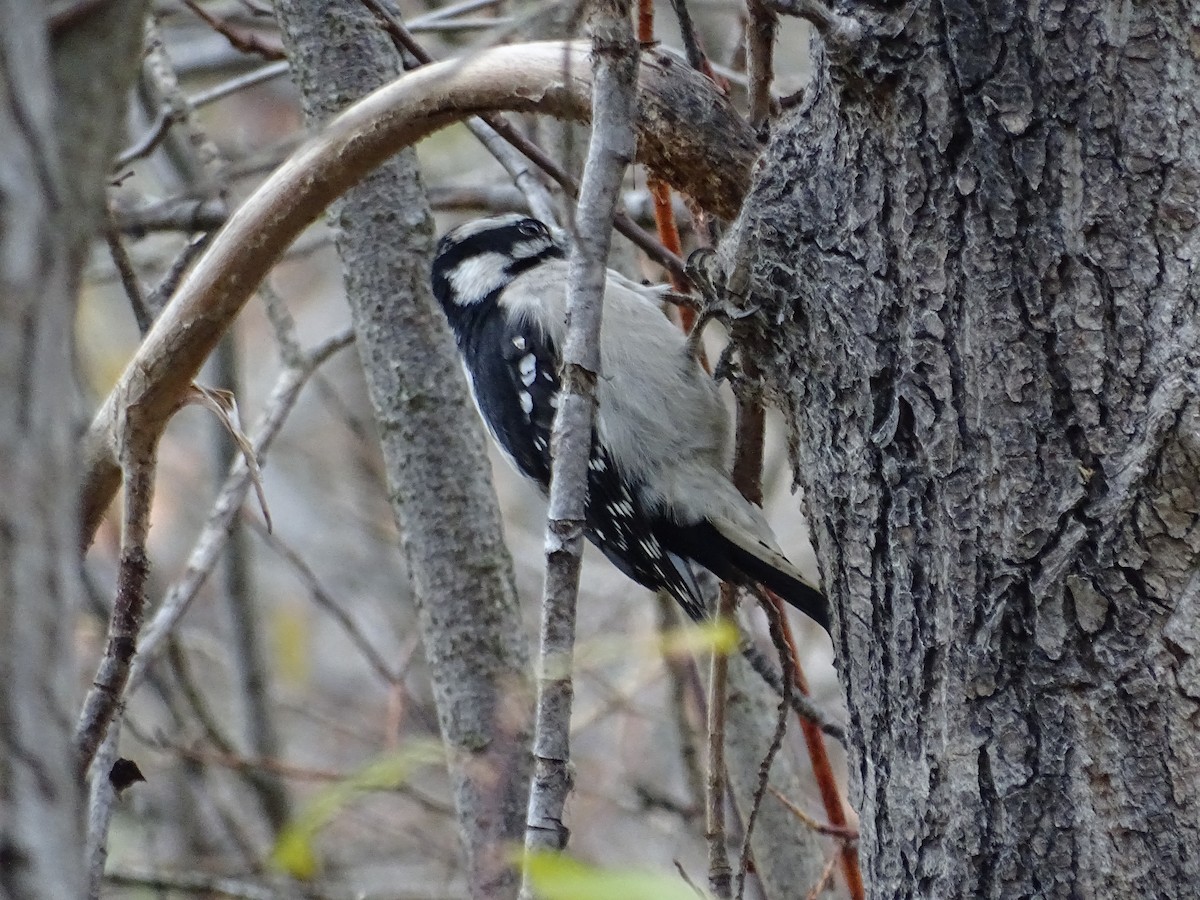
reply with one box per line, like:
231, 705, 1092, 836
739, 642, 846, 743
744, 0, 777, 128
189, 59, 290, 108
735, 595, 793, 900
768, 787, 859, 841
180, 0, 287, 59
244, 516, 400, 686
706, 586, 736, 899
521, 0, 640, 882
765, 0, 862, 45
74, 439, 156, 775
84, 731, 121, 900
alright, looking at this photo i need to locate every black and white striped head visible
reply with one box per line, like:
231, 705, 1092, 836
431, 215, 564, 313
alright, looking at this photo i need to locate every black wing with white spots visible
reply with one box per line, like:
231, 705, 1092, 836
583, 449, 710, 619
462, 311, 711, 618
461, 310, 559, 488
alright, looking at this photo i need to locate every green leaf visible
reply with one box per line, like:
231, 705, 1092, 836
523, 851, 709, 900
270, 741, 444, 879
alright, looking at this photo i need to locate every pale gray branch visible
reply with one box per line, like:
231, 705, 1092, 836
520, 0, 640, 883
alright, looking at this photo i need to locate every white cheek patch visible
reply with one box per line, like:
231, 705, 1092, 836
447, 252, 510, 304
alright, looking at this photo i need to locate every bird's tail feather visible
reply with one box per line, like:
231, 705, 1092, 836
708, 517, 830, 632
662, 517, 830, 633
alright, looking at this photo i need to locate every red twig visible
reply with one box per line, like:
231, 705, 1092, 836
765, 588, 866, 900
636, 0, 654, 44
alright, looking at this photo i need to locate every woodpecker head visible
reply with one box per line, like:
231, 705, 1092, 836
431, 215, 565, 314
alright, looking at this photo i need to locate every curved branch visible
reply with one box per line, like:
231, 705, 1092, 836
80, 39, 755, 543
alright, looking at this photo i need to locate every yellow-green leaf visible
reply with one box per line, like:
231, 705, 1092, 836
270, 741, 445, 879
523, 851, 708, 900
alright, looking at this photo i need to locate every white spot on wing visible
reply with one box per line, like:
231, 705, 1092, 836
513, 335, 527, 350
609, 500, 635, 518
519, 391, 533, 415
519, 353, 537, 385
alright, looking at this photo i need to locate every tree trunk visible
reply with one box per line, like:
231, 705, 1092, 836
274, 4, 534, 897
0, 3, 148, 897
726, 4, 1200, 897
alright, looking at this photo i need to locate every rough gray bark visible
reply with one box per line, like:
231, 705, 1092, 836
726, 4, 1200, 897
0, 2, 148, 897
274, 4, 533, 897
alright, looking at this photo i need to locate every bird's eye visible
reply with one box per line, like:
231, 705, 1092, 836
518, 220, 545, 238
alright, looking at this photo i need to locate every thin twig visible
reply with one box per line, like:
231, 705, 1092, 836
189, 59, 290, 109
180, 0, 287, 59
166, 638, 238, 757
668, 0, 723, 83
114, 107, 176, 167
675, 861, 710, 899
112, 197, 227, 236
763, 591, 865, 900
768, 787, 859, 841
243, 516, 400, 686
143, 233, 214, 320
657, 592, 708, 815
104, 211, 152, 332
805, 852, 842, 900
124, 330, 355, 698
519, 0, 641, 889
739, 642, 845, 743
735, 595, 794, 899
138, 738, 455, 815
765, 0, 862, 45
75, 445, 156, 775
706, 584, 737, 899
